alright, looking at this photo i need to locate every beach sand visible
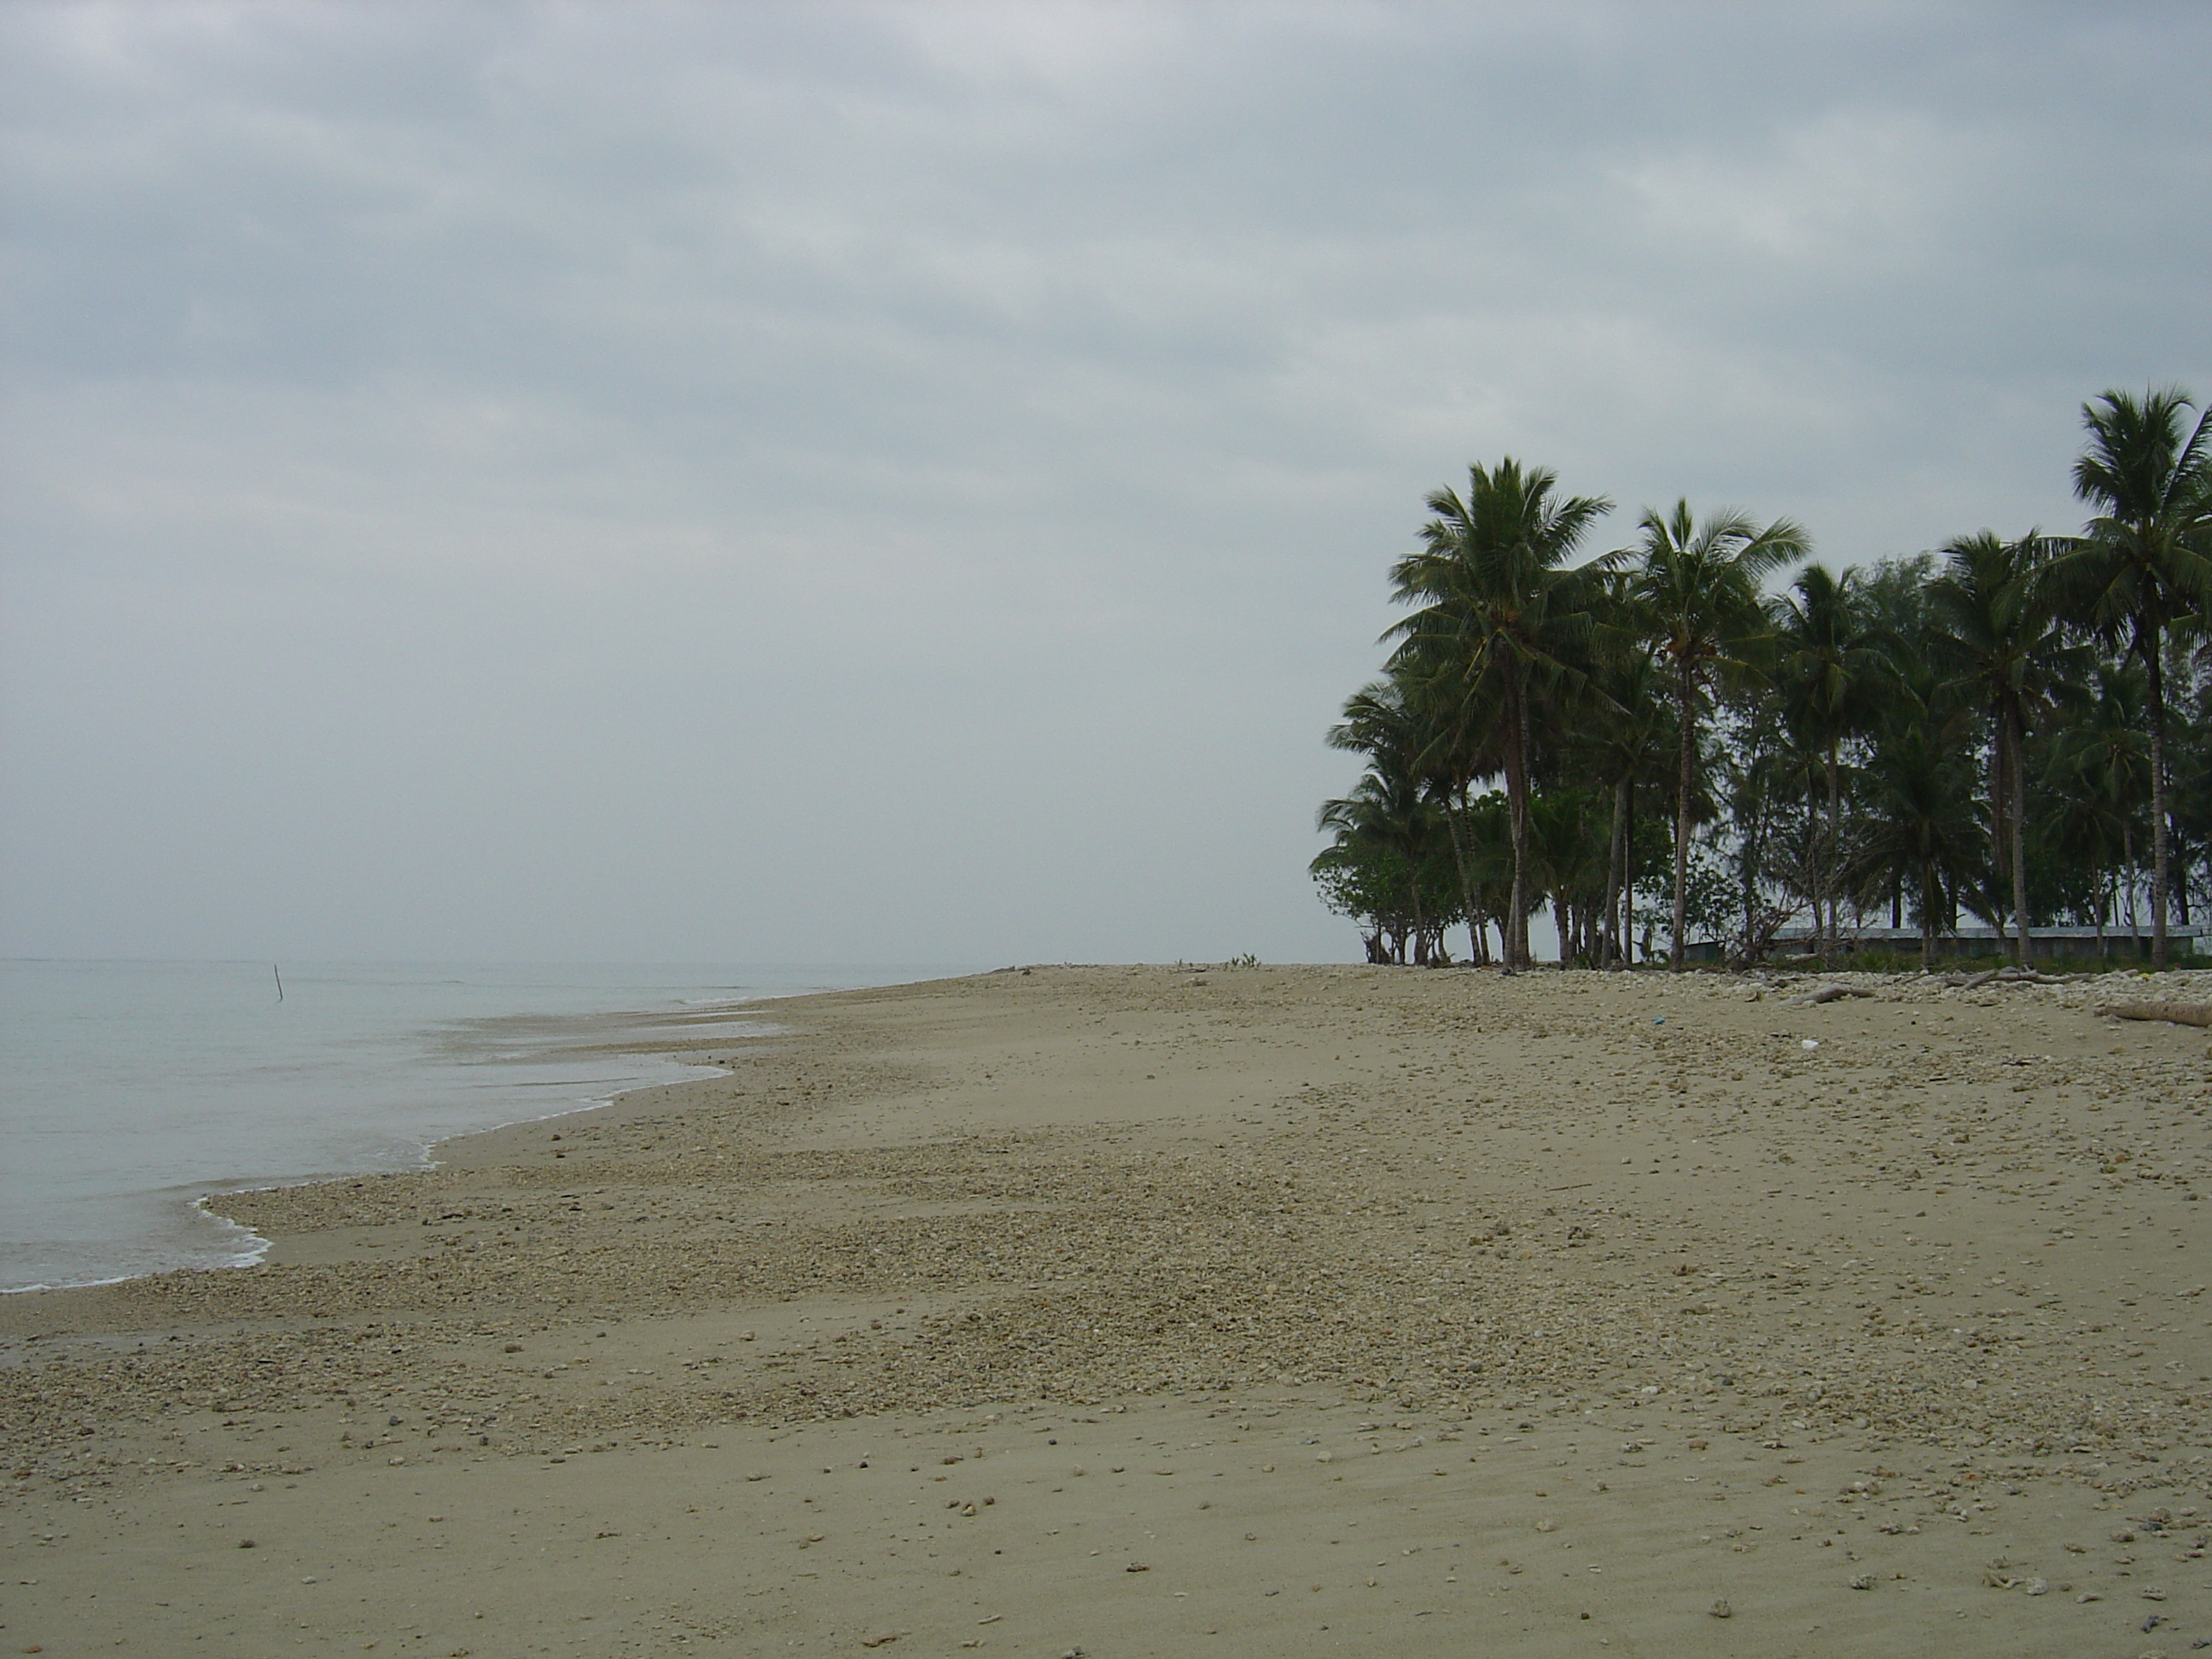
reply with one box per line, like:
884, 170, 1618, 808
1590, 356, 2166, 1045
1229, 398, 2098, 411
5, 962, 2212, 1657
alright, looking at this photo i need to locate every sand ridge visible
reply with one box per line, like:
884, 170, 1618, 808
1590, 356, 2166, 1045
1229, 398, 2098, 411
3, 963, 2211, 1656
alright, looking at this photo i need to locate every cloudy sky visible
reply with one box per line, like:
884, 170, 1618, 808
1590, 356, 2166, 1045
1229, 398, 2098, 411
3, 2, 2207, 967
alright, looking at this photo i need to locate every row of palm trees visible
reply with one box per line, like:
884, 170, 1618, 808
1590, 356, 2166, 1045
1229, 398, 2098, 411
1313, 386, 2212, 971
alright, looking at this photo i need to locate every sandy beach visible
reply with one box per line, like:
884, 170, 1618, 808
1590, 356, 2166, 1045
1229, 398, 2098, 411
6, 963, 2212, 1657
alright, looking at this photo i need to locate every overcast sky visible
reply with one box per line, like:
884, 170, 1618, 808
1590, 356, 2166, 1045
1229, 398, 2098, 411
3, 2, 2208, 967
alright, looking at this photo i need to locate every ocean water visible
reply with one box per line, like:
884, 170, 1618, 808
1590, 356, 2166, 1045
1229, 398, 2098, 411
0, 960, 956, 1294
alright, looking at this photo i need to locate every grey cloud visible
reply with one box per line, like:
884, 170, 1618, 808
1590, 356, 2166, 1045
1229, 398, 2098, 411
3, 1, 2207, 963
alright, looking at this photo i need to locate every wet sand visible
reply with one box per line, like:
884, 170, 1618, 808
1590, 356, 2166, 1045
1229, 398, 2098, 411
5, 962, 2212, 1656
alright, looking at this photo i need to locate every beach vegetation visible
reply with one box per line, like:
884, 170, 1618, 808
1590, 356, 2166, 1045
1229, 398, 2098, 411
1382, 460, 1612, 969
1318, 384, 2212, 970
2048, 386, 2212, 965
1602, 500, 1811, 969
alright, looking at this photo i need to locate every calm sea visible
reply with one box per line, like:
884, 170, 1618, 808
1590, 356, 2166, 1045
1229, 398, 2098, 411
0, 960, 958, 1294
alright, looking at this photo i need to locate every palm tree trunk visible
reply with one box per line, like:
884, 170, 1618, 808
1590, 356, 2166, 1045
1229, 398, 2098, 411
1803, 789, 1820, 960
1442, 789, 1482, 968
2145, 623, 2171, 967
1988, 727, 2008, 950
1503, 672, 1530, 971
1517, 679, 1540, 967
1405, 847, 1428, 959
1741, 837, 1756, 967
1602, 777, 1625, 968
1921, 855, 1936, 970
1671, 676, 1695, 970
1825, 742, 1842, 964
2008, 703, 2030, 966
2122, 824, 2139, 936
1620, 779, 1638, 966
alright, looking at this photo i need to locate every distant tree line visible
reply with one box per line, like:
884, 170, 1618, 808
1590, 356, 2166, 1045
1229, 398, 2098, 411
1313, 387, 2212, 972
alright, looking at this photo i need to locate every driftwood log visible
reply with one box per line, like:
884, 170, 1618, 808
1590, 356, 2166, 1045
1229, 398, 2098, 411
2102, 1002, 2212, 1028
1947, 966, 2075, 989
1792, 983, 1877, 1005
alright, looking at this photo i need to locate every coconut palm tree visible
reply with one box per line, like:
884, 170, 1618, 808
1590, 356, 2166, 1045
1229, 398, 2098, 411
1569, 621, 1672, 966
2050, 386, 2212, 965
1329, 672, 1509, 963
1852, 656, 1987, 969
1771, 563, 1883, 962
2047, 657, 2155, 949
1450, 791, 1518, 963
1315, 771, 1450, 963
1386, 460, 1612, 968
1526, 785, 1610, 963
1374, 653, 1510, 965
2168, 667, 2212, 928
1608, 501, 1809, 969
1927, 530, 2083, 964
1324, 679, 1447, 962
1326, 679, 1429, 796
1720, 687, 1811, 963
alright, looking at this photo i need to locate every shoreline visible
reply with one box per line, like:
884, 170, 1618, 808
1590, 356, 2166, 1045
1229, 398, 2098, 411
5, 963, 2211, 1656
0, 971, 841, 1297
0, 1058, 742, 1301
